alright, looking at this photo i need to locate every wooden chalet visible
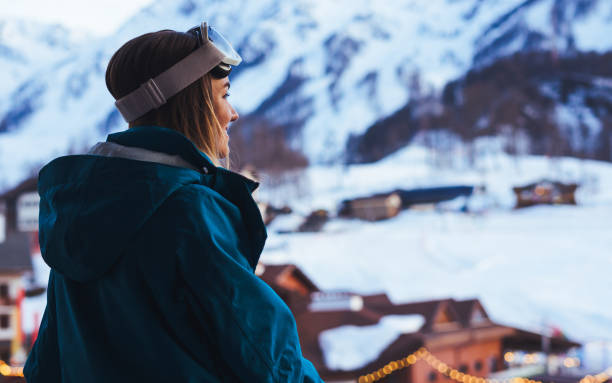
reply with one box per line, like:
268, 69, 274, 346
339, 193, 402, 222
339, 186, 476, 221
298, 209, 330, 232
513, 180, 578, 208
258, 263, 580, 383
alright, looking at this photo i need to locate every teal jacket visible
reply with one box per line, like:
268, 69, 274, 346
24, 126, 322, 383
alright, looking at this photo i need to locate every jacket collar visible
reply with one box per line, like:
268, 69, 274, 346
106, 125, 260, 194
105, 125, 265, 270
107, 126, 217, 174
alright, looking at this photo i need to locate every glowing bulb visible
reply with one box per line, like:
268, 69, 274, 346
564, 358, 579, 368
0, 365, 11, 376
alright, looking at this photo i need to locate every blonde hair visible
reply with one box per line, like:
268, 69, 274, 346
105, 30, 226, 166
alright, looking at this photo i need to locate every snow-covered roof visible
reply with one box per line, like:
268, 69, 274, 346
319, 314, 425, 371
309, 292, 364, 312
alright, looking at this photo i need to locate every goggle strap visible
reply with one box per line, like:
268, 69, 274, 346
115, 40, 225, 122
155, 40, 224, 97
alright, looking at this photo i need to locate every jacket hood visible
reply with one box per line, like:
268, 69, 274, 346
37, 126, 219, 282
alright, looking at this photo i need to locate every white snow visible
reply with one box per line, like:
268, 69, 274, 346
30, 253, 50, 286
0, 18, 87, 93
267, 213, 305, 233
572, 0, 612, 53
582, 341, 612, 373
319, 314, 425, 370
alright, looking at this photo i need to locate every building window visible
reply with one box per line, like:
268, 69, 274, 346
459, 364, 468, 373
429, 372, 437, 382
0, 315, 9, 329
475, 360, 483, 371
0, 284, 8, 299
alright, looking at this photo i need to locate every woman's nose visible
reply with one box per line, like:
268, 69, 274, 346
230, 106, 239, 122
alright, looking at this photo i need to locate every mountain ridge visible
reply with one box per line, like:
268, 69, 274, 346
1, 0, 611, 188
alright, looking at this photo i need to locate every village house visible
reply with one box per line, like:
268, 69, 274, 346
258, 263, 580, 383
513, 180, 578, 208
339, 186, 477, 221
0, 210, 32, 364
299, 209, 330, 232
0, 177, 41, 365
339, 193, 402, 221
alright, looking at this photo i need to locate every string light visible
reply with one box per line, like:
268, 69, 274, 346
564, 357, 580, 368
0, 360, 24, 377
0, 347, 609, 382
359, 347, 612, 383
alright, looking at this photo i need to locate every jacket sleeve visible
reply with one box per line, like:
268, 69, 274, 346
24, 271, 62, 383
173, 186, 323, 383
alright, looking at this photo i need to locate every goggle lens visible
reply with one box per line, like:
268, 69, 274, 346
188, 22, 241, 66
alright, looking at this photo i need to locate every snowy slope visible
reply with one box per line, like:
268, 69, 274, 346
1, 0, 612, 188
258, 142, 612, 345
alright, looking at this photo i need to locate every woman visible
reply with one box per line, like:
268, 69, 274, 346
24, 23, 322, 382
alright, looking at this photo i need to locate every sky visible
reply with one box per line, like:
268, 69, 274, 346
0, 0, 154, 36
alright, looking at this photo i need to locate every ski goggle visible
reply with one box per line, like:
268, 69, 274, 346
188, 22, 241, 68
114, 22, 242, 123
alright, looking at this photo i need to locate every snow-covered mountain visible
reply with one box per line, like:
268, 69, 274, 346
0, 18, 88, 99
1, 0, 611, 188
